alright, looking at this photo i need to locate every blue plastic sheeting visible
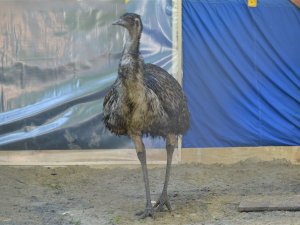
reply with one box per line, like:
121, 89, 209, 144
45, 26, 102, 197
182, 0, 300, 147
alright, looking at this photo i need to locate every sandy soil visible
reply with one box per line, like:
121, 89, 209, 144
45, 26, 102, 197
0, 159, 299, 225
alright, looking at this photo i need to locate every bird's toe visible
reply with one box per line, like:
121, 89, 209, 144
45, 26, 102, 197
136, 207, 155, 219
154, 194, 172, 212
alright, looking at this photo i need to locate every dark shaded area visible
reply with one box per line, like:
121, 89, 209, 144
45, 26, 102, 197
0, 88, 108, 136
0, 113, 131, 150
0, 86, 131, 150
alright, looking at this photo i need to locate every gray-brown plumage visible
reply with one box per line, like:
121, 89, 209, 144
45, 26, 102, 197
103, 13, 190, 218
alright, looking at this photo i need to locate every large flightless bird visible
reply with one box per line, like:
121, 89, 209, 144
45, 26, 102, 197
103, 13, 190, 218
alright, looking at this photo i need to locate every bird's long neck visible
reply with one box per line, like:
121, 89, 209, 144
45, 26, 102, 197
119, 31, 145, 96
124, 32, 141, 56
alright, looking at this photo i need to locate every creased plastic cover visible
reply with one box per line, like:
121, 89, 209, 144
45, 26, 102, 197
0, 0, 174, 150
182, 0, 300, 147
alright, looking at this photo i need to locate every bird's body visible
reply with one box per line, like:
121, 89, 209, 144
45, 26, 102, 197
103, 13, 190, 218
104, 62, 189, 137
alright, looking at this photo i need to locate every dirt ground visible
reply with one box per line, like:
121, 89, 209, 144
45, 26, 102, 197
0, 159, 299, 225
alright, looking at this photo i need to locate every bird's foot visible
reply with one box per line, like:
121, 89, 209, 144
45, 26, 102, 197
135, 207, 155, 219
153, 193, 172, 212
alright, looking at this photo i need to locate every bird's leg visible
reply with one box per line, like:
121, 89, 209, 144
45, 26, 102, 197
131, 135, 154, 219
154, 134, 176, 212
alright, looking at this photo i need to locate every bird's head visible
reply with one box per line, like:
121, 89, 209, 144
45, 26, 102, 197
112, 13, 143, 39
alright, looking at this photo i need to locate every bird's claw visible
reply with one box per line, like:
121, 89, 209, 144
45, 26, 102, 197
153, 194, 172, 212
136, 207, 155, 219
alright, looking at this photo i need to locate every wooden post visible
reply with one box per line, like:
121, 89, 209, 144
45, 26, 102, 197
172, 0, 183, 163
239, 195, 300, 212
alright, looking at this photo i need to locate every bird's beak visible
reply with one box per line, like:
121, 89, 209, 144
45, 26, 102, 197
112, 19, 126, 26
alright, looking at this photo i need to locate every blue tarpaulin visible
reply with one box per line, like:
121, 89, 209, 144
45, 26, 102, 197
182, 0, 300, 147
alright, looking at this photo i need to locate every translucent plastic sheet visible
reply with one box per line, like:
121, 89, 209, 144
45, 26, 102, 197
0, 0, 175, 150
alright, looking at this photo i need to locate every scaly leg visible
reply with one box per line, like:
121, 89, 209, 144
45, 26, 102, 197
154, 134, 176, 212
131, 135, 154, 219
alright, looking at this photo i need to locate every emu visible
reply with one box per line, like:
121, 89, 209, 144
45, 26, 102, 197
103, 13, 190, 218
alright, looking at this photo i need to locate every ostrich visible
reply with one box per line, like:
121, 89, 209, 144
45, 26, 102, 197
103, 13, 190, 218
